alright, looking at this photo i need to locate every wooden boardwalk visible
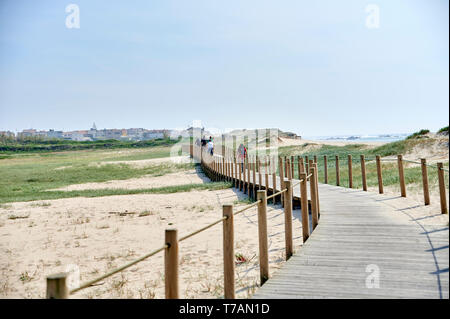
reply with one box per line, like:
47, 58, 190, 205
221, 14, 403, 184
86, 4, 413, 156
251, 182, 449, 299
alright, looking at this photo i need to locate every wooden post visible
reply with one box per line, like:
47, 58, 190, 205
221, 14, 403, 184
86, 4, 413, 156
376, 155, 384, 194
348, 155, 353, 188
314, 162, 320, 214
223, 205, 235, 299
224, 156, 227, 181
165, 229, 179, 299
291, 156, 295, 179
299, 156, 304, 175
252, 157, 256, 200
257, 191, 269, 285
226, 156, 229, 181
397, 155, 406, 197
233, 156, 237, 188
228, 157, 231, 182
421, 159, 430, 205
284, 157, 288, 178
230, 157, 233, 182
247, 157, 251, 199
310, 167, 319, 230
241, 157, 246, 193
234, 157, 238, 187
437, 163, 448, 214
360, 155, 367, 191
272, 156, 277, 204
313, 155, 317, 164
221, 135, 225, 158
335, 155, 340, 186
299, 173, 310, 242
258, 157, 262, 190
238, 156, 242, 191
46, 273, 69, 299
283, 179, 294, 260
286, 158, 292, 180
305, 156, 309, 176
279, 157, 285, 206
324, 155, 328, 184
265, 157, 269, 194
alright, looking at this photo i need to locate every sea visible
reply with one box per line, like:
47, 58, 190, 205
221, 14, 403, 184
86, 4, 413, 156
303, 133, 410, 143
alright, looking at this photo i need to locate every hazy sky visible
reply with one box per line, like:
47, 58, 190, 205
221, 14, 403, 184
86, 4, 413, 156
0, 0, 448, 136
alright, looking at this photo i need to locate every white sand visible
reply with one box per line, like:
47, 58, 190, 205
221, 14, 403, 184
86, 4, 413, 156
50, 169, 207, 192
0, 189, 303, 299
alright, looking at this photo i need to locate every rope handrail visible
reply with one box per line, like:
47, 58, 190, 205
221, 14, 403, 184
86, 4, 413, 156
234, 199, 262, 216
70, 190, 265, 294
291, 180, 301, 188
266, 188, 287, 200
289, 174, 312, 188
179, 216, 228, 242
70, 244, 168, 294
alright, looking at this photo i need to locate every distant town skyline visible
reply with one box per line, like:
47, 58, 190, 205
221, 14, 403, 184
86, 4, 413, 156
1, 1, 448, 136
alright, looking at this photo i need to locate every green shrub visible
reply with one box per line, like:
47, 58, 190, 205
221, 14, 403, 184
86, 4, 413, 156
437, 126, 449, 135
406, 129, 430, 140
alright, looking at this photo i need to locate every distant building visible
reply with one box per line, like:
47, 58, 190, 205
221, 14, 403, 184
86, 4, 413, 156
13, 126, 170, 142
47, 129, 63, 139
19, 129, 37, 138
71, 130, 91, 141
143, 131, 164, 140
0, 131, 15, 138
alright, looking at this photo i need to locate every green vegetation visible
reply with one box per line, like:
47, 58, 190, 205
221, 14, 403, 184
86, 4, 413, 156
233, 198, 254, 205
0, 137, 180, 153
277, 137, 435, 162
0, 161, 194, 203
406, 129, 430, 140
0, 182, 232, 204
0, 143, 196, 203
437, 126, 449, 135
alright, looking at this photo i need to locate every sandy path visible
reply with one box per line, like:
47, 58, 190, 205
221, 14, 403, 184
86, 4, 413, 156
51, 169, 207, 192
0, 189, 303, 299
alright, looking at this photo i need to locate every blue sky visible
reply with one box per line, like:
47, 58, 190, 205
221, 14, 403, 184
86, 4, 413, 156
0, 0, 448, 136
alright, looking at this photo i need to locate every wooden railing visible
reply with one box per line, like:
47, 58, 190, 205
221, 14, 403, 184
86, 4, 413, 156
277, 154, 448, 214
46, 145, 320, 299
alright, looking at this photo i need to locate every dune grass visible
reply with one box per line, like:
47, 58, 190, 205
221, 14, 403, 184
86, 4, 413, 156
0, 146, 195, 203
0, 182, 232, 204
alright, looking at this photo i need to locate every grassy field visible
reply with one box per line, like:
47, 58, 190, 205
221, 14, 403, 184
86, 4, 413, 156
0, 145, 209, 203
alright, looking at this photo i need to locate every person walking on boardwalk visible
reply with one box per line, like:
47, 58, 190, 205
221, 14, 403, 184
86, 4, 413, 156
237, 143, 247, 172
207, 138, 214, 155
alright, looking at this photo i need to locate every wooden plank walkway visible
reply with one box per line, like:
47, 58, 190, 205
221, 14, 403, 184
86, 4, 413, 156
251, 183, 449, 299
